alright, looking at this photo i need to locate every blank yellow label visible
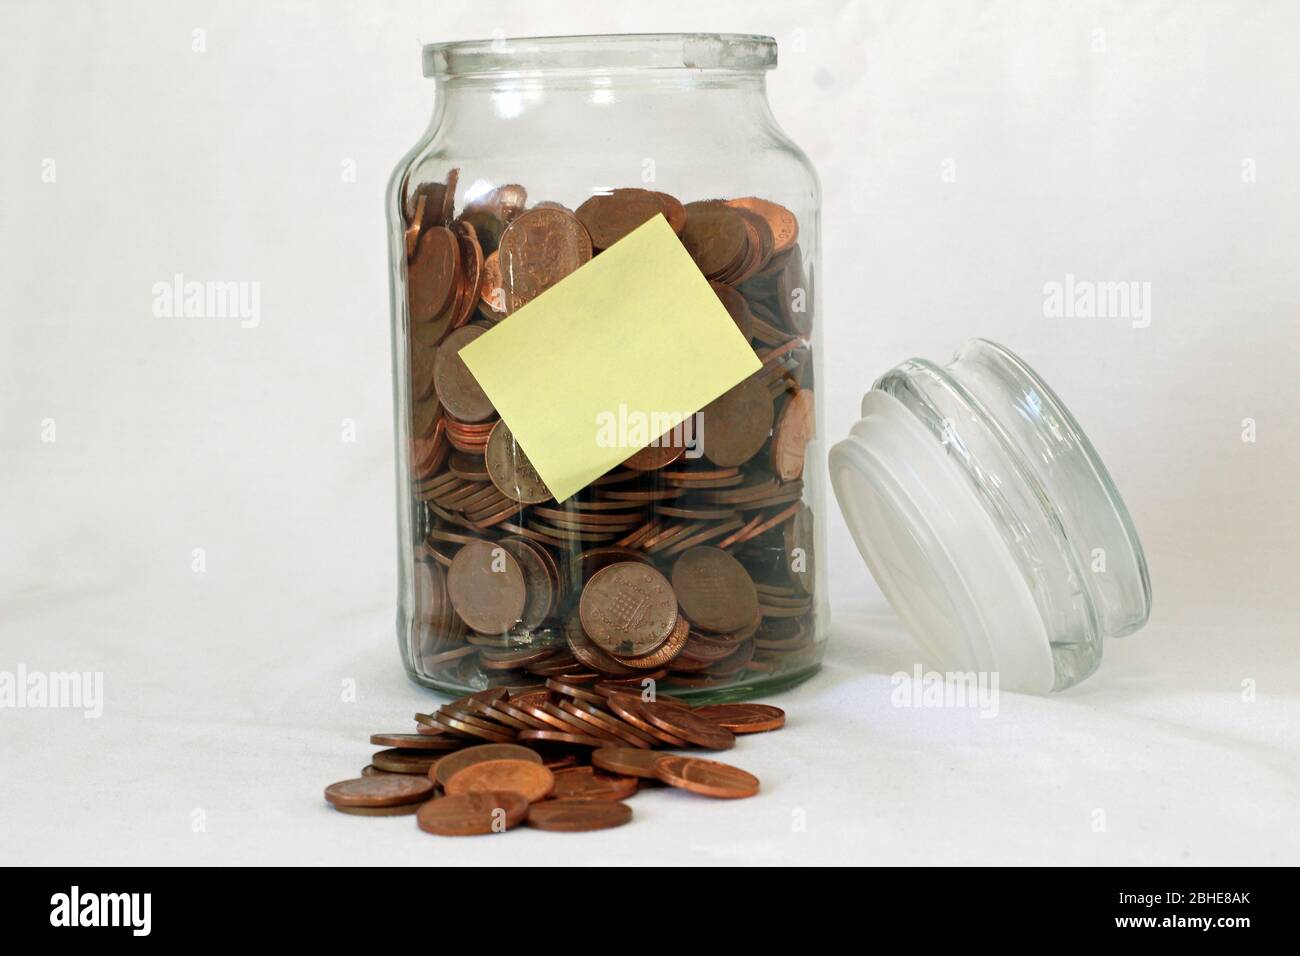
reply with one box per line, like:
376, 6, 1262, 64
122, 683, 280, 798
459, 214, 761, 502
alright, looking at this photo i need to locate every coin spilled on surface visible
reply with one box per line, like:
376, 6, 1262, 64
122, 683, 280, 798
323, 682, 785, 835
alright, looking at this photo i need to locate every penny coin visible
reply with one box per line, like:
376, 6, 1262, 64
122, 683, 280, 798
670, 545, 759, 635
575, 188, 666, 249
324, 775, 434, 808
360, 765, 400, 777
699, 377, 773, 467
432, 742, 543, 789
433, 324, 495, 422
332, 802, 427, 817
650, 191, 687, 233
638, 700, 735, 750
494, 537, 554, 628
622, 417, 694, 471
485, 419, 552, 504
783, 505, 815, 595
549, 766, 638, 801
680, 201, 747, 279
446, 539, 527, 634
517, 729, 609, 748
604, 692, 688, 747
654, 755, 759, 799
408, 226, 459, 344
370, 748, 442, 774
592, 747, 666, 779
692, 703, 787, 734
777, 245, 813, 337
579, 562, 678, 657
527, 800, 632, 833
772, 389, 815, 481
416, 790, 529, 836
725, 196, 798, 256
369, 732, 458, 750
609, 611, 689, 670
498, 207, 593, 312
479, 248, 506, 317
443, 759, 556, 803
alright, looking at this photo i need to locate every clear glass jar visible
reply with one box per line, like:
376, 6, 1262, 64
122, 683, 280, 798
386, 34, 825, 701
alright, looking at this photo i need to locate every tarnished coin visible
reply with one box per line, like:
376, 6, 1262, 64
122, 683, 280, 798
324, 775, 434, 808
370, 748, 442, 774
517, 729, 609, 748
332, 801, 426, 817
579, 562, 678, 657
479, 249, 506, 317
710, 281, 755, 341
408, 226, 459, 345
654, 755, 759, 799
549, 766, 638, 801
622, 417, 694, 472
498, 207, 593, 312
446, 539, 527, 634
416, 790, 529, 836
526, 799, 633, 832
692, 703, 786, 734
680, 201, 748, 279
432, 742, 543, 789
575, 188, 666, 249
604, 692, 688, 747
608, 611, 689, 670
443, 759, 556, 803
671, 546, 759, 635
591, 747, 665, 779
783, 505, 815, 595
369, 732, 457, 750
485, 419, 552, 504
772, 389, 815, 481
433, 324, 495, 422
495, 536, 554, 628
638, 700, 735, 750
699, 376, 774, 467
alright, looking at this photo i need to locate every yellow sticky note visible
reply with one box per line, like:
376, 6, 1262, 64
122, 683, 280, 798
459, 214, 761, 502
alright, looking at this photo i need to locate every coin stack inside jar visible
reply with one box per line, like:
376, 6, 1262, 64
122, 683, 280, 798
402, 172, 817, 695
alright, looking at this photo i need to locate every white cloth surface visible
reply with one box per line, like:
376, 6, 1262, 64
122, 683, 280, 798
2, 0, 1299, 865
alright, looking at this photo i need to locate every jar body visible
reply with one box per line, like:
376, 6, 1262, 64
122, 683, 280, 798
386, 35, 826, 701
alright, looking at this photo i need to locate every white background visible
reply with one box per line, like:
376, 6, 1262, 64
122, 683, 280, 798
2, 0, 1297, 865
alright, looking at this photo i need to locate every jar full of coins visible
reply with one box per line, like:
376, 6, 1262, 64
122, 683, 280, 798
387, 34, 824, 704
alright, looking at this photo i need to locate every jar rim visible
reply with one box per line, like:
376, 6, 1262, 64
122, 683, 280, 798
423, 33, 778, 78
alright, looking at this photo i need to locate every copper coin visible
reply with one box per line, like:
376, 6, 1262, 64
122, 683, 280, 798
370, 748, 442, 774
783, 505, 815, 595
699, 377, 773, 467
360, 764, 401, 777
444, 759, 556, 803
517, 729, 609, 748
324, 775, 434, 808
416, 790, 529, 836
432, 324, 495, 422
498, 207, 592, 312
680, 201, 748, 279
671, 546, 759, 635
563, 610, 640, 676
579, 561, 678, 657
654, 755, 759, 798
446, 539, 527, 634
650, 191, 687, 233
332, 801, 427, 817
609, 610, 689, 670
526, 799, 632, 832
479, 248, 506, 316
638, 700, 735, 750
494, 537, 554, 628
592, 747, 666, 779
408, 226, 459, 343
777, 245, 812, 337
485, 419, 552, 504
622, 417, 695, 471
432, 742, 543, 789
692, 703, 786, 733
604, 692, 688, 747
771, 389, 815, 481
575, 188, 666, 249
725, 196, 798, 256
549, 766, 638, 801
369, 732, 457, 750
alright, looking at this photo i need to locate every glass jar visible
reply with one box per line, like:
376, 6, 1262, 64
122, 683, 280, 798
829, 340, 1152, 693
386, 34, 824, 701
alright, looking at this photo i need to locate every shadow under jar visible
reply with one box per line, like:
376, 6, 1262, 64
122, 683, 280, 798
386, 34, 825, 702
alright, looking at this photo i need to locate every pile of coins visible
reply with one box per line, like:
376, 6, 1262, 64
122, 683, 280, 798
400, 171, 818, 695
323, 682, 785, 834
